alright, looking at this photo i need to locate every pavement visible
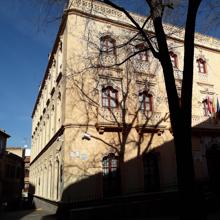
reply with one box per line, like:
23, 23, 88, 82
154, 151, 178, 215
0, 208, 57, 220
1, 208, 220, 220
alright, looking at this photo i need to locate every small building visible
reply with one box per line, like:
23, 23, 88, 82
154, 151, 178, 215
7, 147, 25, 159
0, 129, 9, 154
24, 149, 31, 194
7, 147, 31, 197
0, 131, 24, 207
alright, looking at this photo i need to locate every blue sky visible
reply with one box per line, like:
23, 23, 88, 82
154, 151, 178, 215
0, 1, 60, 147
0, 0, 219, 147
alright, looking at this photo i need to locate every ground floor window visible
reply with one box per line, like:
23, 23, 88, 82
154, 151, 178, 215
143, 152, 160, 192
102, 153, 120, 196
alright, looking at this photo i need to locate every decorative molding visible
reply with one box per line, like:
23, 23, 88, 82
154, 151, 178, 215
68, 0, 220, 51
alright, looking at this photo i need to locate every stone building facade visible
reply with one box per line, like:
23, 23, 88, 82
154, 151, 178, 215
30, 0, 220, 206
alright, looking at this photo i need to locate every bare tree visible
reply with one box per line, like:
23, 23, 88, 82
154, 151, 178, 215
95, 0, 204, 219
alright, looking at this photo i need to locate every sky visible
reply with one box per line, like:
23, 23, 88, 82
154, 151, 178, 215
0, 0, 219, 148
0, 1, 60, 147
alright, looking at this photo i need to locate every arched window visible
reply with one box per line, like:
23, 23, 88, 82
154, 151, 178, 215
139, 91, 153, 111
100, 35, 116, 55
102, 86, 118, 109
135, 43, 148, 61
197, 58, 207, 73
169, 51, 178, 68
102, 153, 119, 177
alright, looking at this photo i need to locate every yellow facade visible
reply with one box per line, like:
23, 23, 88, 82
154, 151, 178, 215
30, 0, 220, 204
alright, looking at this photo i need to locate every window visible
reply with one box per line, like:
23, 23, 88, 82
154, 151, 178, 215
16, 167, 21, 179
0, 138, 5, 153
8, 165, 15, 179
178, 97, 181, 108
202, 97, 212, 116
169, 51, 178, 68
197, 58, 207, 73
24, 183, 29, 190
5, 164, 10, 178
0, 139, 3, 153
139, 91, 153, 111
60, 164, 63, 183
135, 43, 148, 61
100, 35, 116, 55
25, 168, 29, 178
102, 153, 119, 177
143, 152, 160, 192
102, 153, 120, 196
102, 86, 118, 109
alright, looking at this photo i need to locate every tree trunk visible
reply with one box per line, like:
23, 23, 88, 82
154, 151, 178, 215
150, 0, 204, 219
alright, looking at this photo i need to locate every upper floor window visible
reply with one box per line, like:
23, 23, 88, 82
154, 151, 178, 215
197, 58, 207, 73
0, 138, 5, 153
139, 91, 153, 111
169, 51, 178, 68
135, 43, 148, 61
202, 97, 212, 116
102, 86, 119, 109
100, 35, 116, 55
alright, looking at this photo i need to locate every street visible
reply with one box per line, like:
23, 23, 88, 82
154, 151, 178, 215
0, 208, 57, 220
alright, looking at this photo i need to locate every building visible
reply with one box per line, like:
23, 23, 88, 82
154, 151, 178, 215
0, 130, 24, 207
30, 0, 220, 210
0, 129, 10, 155
7, 147, 31, 196
23, 149, 31, 194
7, 147, 25, 159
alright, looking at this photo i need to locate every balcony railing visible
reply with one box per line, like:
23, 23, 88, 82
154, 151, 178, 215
133, 59, 149, 73
99, 54, 116, 67
97, 107, 122, 124
197, 73, 209, 83
137, 111, 168, 127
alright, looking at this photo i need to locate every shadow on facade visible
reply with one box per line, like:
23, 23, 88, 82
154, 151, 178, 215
55, 141, 183, 219
192, 118, 220, 196
32, 118, 220, 219
27, 183, 36, 209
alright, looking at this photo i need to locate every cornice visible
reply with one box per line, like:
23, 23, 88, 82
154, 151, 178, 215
68, 0, 220, 51
31, 13, 67, 118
